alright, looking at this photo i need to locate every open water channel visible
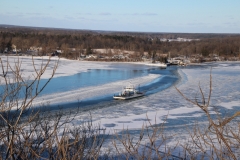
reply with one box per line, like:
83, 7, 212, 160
38, 63, 179, 112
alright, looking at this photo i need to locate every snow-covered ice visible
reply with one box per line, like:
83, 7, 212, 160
1, 56, 240, 150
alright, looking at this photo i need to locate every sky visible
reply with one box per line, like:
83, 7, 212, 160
1, 0, 240, 33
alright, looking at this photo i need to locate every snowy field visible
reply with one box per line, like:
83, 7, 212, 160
1, 56, 240, 147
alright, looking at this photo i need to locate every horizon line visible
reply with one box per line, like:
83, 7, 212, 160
1, 24, 240, 35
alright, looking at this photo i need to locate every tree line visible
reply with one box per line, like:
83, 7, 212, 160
0, 26, 240, 60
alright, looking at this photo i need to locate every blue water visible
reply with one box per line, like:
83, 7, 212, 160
40, 67, 148, 95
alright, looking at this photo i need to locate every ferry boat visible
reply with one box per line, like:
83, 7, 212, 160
113, 85, 145, 100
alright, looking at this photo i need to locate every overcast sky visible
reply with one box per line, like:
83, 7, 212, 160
1, 0, 240, 33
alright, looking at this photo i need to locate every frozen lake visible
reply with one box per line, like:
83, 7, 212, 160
1, 56, 240, 148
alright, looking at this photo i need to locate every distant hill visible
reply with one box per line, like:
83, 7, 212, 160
1, 24, 239, 39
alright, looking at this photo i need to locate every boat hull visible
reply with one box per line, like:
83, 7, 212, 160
113, 93, 145, 100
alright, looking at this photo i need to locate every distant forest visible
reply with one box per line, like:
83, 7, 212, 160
0, 25, 240, 60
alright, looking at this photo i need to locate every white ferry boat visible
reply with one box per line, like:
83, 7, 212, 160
113, 85, 145, 100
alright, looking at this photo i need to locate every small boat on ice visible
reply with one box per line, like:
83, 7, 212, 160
113, 85, 145, 100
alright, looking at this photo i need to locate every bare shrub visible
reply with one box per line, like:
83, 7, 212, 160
0, 56, 105, 159
111, 115, 182, 160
